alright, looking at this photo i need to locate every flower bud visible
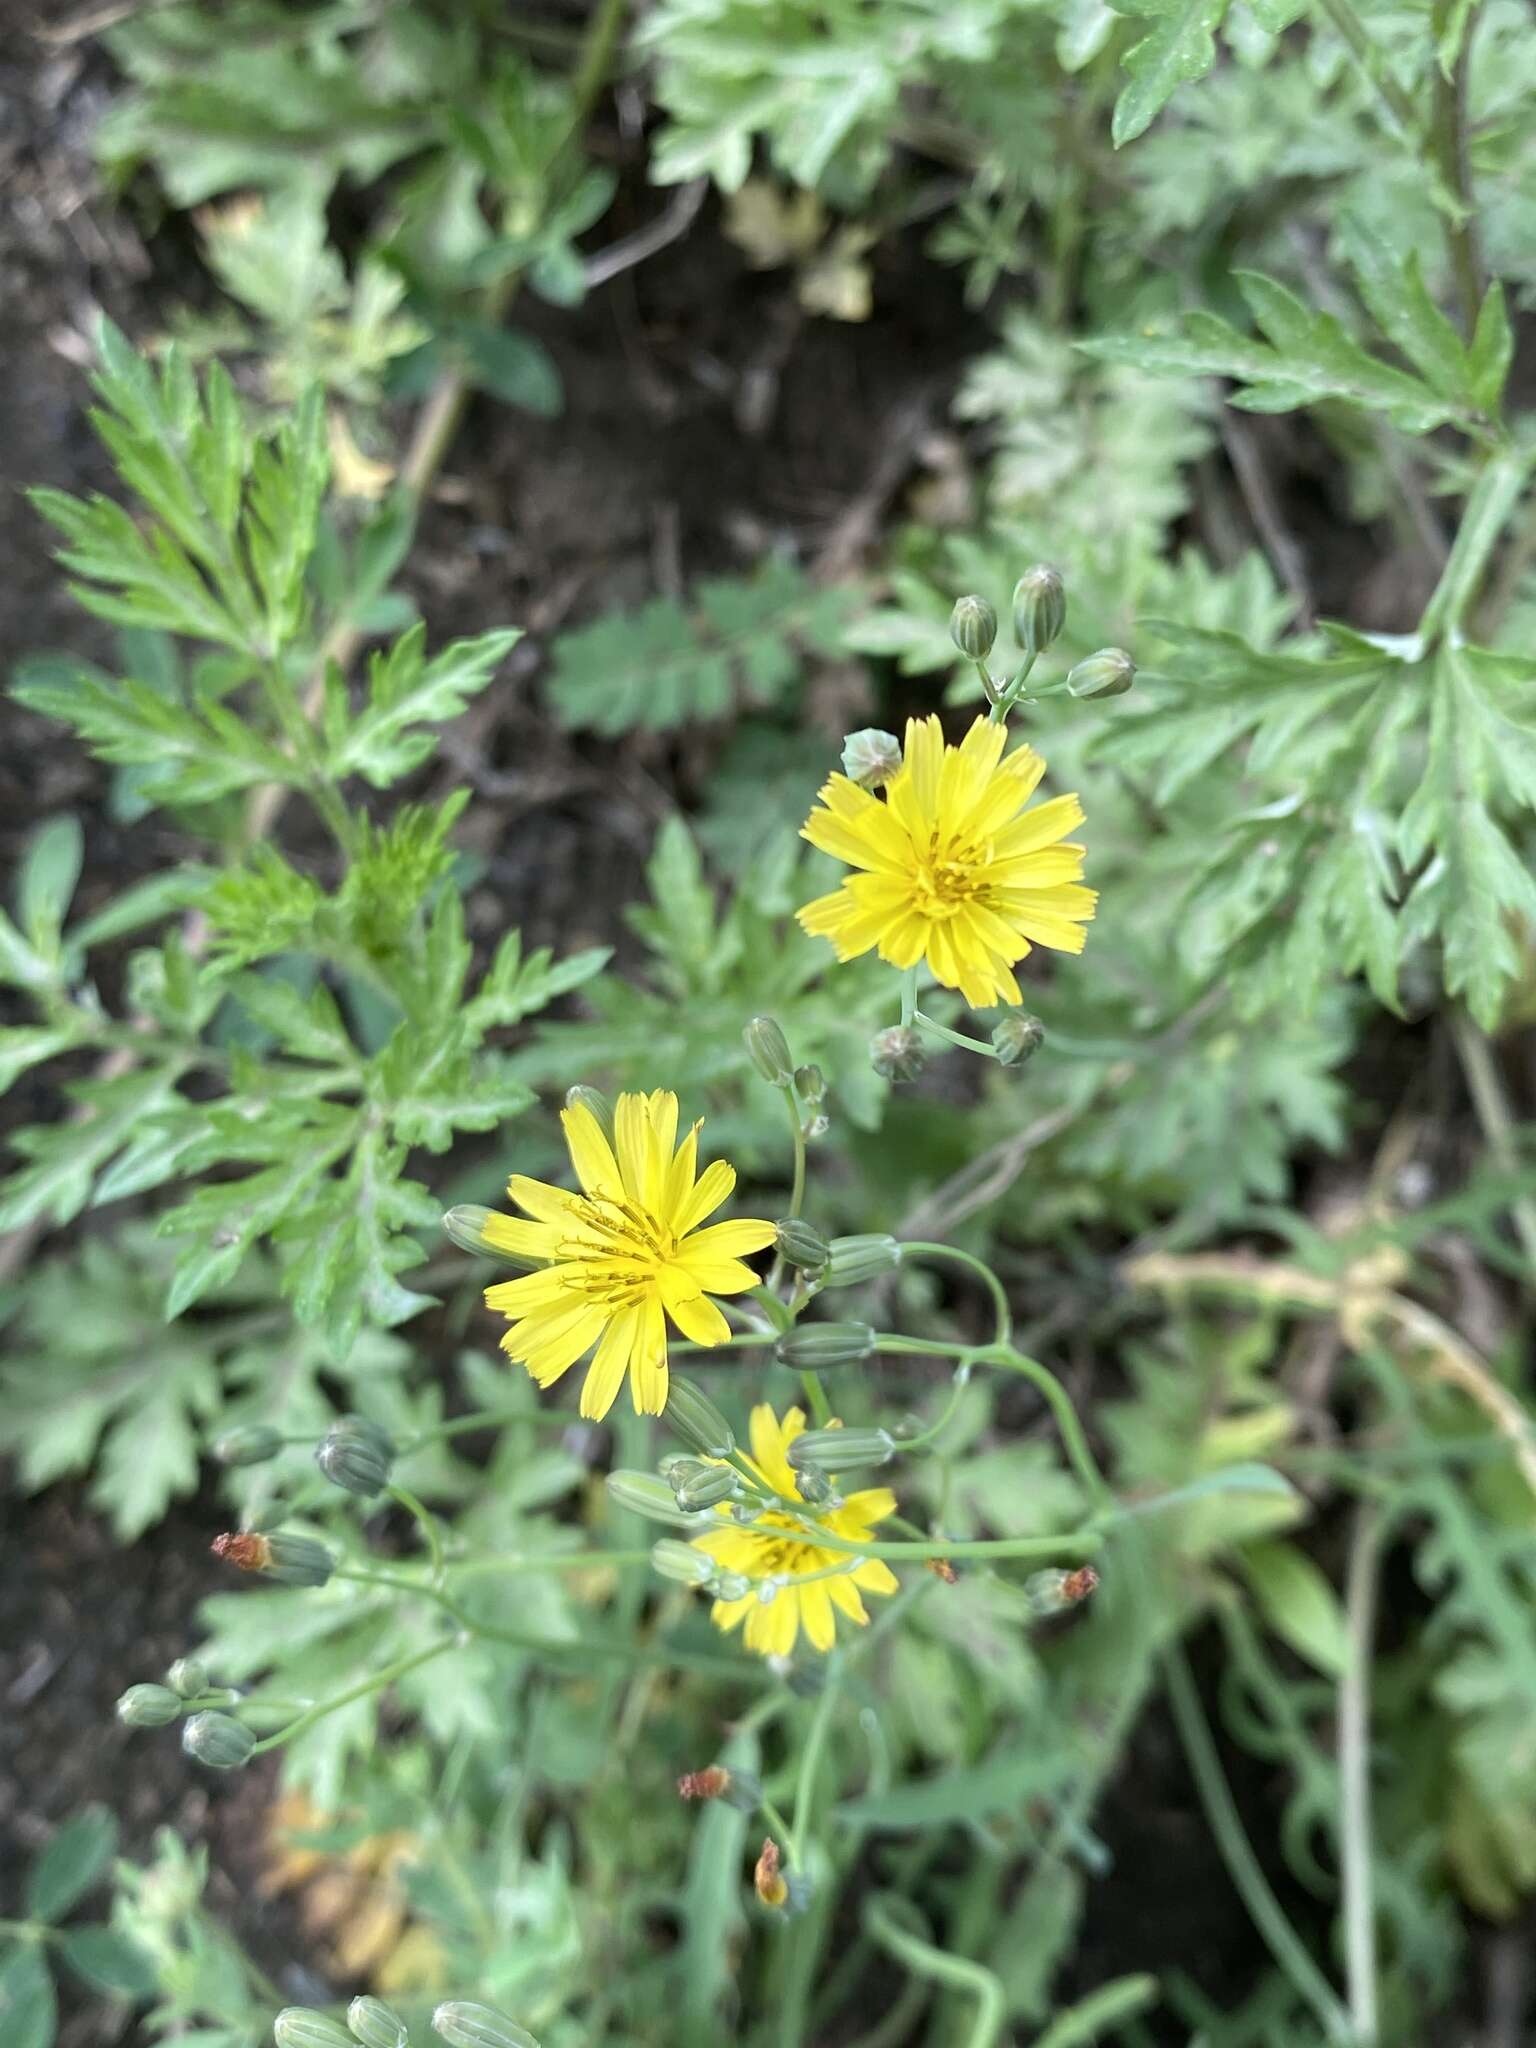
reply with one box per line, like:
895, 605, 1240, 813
793, 1468, 836, 1505
869, 1026, 925, 1083
754, 1838, 789, 1909
316, 1416, 395, 1499
993, 1013, 1045, 1066
1066, 647, 1135, 701
651, 1538, 717, 1586
564, 1084, 615, 1144
212, 1424, 283, 1467
841, 728, 902, 790
348, 1996, 410, 2048
794, 1064, 826, 1105
788, 1425, 894, 1473
275, 2016, 356, 2048
1012, 565, 1066, 658
167, 1657, 209, 1700
949, 594, 998, 661
775, 1321, 876, 1370
775, 1218, 830, 1271
431, 2003, 539, 2048
744, 1016, 794, 1087
823, 1234, 902, 1286
714, 1570, 753, 1601
606, 1470, 700, 1526
678, 1763, 764, 1811
672, 1461, 740, 1512
1024, 1564, 1100, 1615
181, 1711, 256, 1771
664, 1376, 735, 1458
117, 1683, 182, 1728
211, 1530, 335, 1586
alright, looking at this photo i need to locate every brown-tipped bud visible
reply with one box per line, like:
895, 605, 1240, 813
841, 728, 902, 789
1012, 565, 1066, 658
993, 1013, 1045, 1066
1066, 647, 1135, 701
925, 1557, 959, 1584
744, 1016, 794, 1087
117, 1683, 182, 1728
1024, 1563, 1100, 1614
949, 594, 998, 662
775, 1218, 830, 1271
678, 1764, 763, 1811
869, 1025, 925, 1083
754, 1837, 789, 1910
212, 1530, 334, 1587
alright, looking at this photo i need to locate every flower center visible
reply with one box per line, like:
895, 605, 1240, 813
556, 1195, 676, 1309
909, 833, 989, 920
735, 1513, 833, 1578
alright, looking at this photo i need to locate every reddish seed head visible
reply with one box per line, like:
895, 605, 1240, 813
211, 1531, 271, 1572
925, 1558, 959, 1584
677, 1766, 731, 1801
754, 1838, 788, 1909
1061, 1565, 1100, 1604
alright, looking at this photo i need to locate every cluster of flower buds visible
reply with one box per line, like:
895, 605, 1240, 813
745, 1018, 830, 1139
315, 1414, 395, 1499
677, 1762, 764, 1811
117, 1654, 254, 1771
944, 564, 1136, 715
212, 1528, 335, 1585
273, 2001, 538, 2048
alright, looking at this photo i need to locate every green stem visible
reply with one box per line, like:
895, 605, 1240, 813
1340, 1509, 1382, 2047
1448, 1005, 1536, 1285
1310, 0, 1420, 139
1429, 0, 1484, 334
790, 1667, 842, 1862
765, 1080, 809, 1297
986, 1346, 1109, 1506
913, 1009, 1001, 1061
1031, 1979, 1160, 2048
863, 1895, 1004, 2048
251, 1638, 453, 1755
902, 1241, 1012, 1346
773, 1517, 1098, 1566
900, 965, 919, 1028
1419, 443, 1534, 645
1162, 1643, 1354, 2044
388, 1483, 445, 1584
990, 650, 1039, 723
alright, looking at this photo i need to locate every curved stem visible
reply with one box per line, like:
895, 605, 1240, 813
902, 1241, 1012, 1346
1340, 1508, 1383, 2047
987, 1346, 1108, 1507
913, 1009, 1000, 1060
790, 1668, 841, 1863
1162, 1642, 1354, 2044
863, 1895, 1004, 2048
1448, 1005, 1536, 1285
388, 1483, 445, 1584
251, 1638, 454, 1755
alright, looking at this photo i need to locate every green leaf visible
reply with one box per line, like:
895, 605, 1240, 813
0, 1067, 184, 1234
459, 321, 563, 416
838, 1739, 1065, 1829
1108, 0, 1231, 145
1339, 215, 1471, 404
323, 624, 521, 785
546, 559, 849, 736
57, 1926, 157, 2001
1241, 1539, 1351, 1677
463, 934, 612, 1033
26, 1808, 118, 1922
1081, 272, 1462, 432
18, 817, 84, 956
0, 1944, 56, 2048
1466, 284, 1514, 415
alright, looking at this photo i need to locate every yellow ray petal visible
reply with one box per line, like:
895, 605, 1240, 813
579, 1308, 639, 1419
560, 1100, 624, 1200
672, 1158, 736, 1236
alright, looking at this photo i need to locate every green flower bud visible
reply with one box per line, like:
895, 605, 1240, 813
788, 1425, 895, 1473
316, 1417, 394, 1499
949, 594, 998, 661
775, 1322, 876, 1370
442, 1204, 530, 1266
117, 1683, 182, 1728
181, 1711, 256, 1771
1066, 647, 1135, 701
275, 2015, 356, 2048
993, 1013, 1045, 1066
823, 1234, 902, 1286
841, 728, 902, 790
564, 1084, 615, 1144
775, 1218, 830, 1271
431, 2003, 540, 2048
651, 1538, 718, 1586
793, 1468, 836, 1505
167, 1657, 209, 1700
1012, 565, 1066, 658
664, 1376, 735, 1458
713, 1570, 753, 1601
869, 1026, 925, 1083
348, 1995, 411, 2048
606, 1470, 701, 1526
744, 1015, 794, 1087
671, 1460, 740, 1512
794, 1063, 826, 1105
212, 1424, 283, 1467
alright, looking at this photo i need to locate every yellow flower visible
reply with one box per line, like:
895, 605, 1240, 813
481, 1090, 775, 1421
797, 713, 1095, 1008
692, 1404, 899, 1655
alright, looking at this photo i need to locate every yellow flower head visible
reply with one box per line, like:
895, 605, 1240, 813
797, 714, 1095, 1008
692, 1404, 899, 1656
481, 1091, 775, 1421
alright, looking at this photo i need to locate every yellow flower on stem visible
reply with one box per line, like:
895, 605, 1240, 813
692, 1404, 899, 1656
797, 713, 1095, 1008
481, 1090, 775, 1421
